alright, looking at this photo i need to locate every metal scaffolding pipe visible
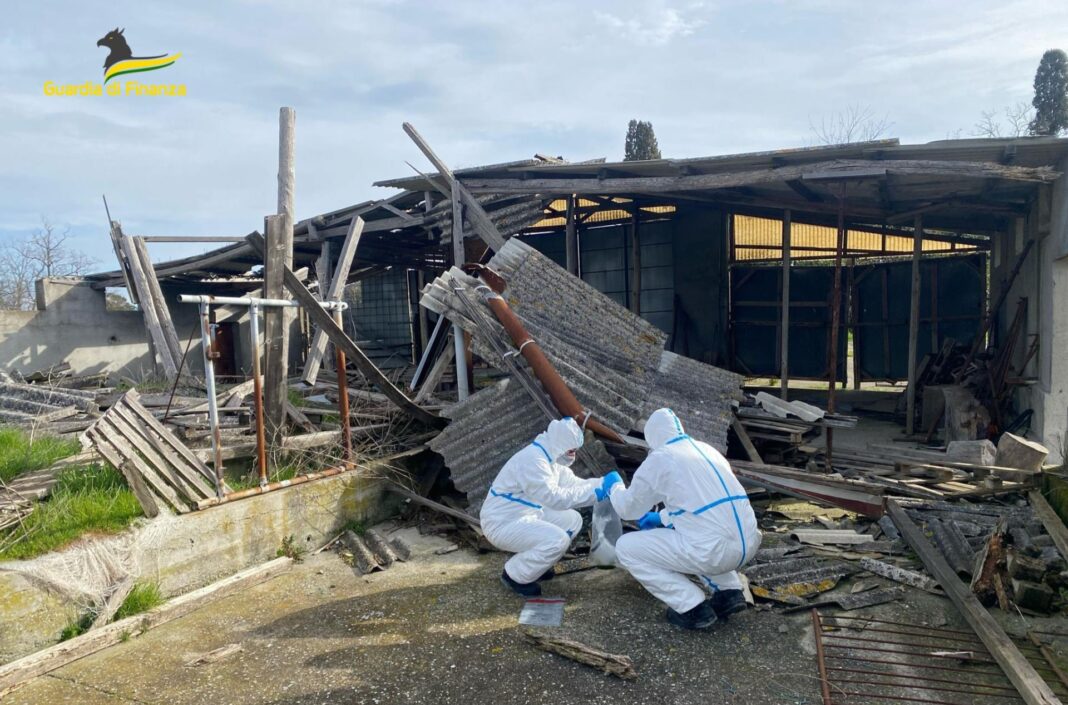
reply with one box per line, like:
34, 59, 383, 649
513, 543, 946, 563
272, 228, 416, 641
178, 294, 346, 310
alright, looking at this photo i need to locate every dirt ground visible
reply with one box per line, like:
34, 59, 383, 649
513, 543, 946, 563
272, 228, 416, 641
3, 524, 1045, 705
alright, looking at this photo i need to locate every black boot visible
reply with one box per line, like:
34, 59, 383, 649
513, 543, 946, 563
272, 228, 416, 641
711, 590, 747, 620
666, 599, 718, 630
538, 566, 556, 582
500, 569, 542, 597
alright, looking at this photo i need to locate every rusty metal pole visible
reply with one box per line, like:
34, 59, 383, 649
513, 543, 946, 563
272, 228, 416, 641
248, 303, 268, 486
198, 302, 224, 497
334, 308, 352, 465
811, 609, 834, 705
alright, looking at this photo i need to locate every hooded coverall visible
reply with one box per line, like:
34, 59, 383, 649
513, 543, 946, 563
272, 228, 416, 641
609, 408, 762, 613
480, 418, 601, 584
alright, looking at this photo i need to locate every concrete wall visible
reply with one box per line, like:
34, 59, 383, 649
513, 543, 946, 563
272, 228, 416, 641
0, 469, 395, 664
0, 278, 155, 378
998, 157, 1068, 464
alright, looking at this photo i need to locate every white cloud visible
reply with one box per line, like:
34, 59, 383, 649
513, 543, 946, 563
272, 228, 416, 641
594, 2, 708, 46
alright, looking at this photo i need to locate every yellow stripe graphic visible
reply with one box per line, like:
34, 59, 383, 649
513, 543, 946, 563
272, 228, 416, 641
104, 53, 182, 84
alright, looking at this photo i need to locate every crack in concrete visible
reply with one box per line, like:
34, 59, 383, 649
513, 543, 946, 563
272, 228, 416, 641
45, 672, 156, 705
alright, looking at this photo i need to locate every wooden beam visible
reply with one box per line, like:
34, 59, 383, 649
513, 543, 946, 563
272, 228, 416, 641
886, 500, 1061, 705
106, 220, 138, 304
451, 188, 470, 400
402, 122, 507, 251
629, 209, 641, 315
131, 236, 182, 366
906, 215, 923, 435
785, 179, 824, 203
117, 228, 177, 378
302, 217, 365, 385
462, 159, 1060, 196
140, 236, 246, 243
780, 210, 791, 400
262, 213, 291, 443
246, 233, 442, 427
1029, 491, 1068, 563
414, 336, 455, 404
0, 558, 293, 696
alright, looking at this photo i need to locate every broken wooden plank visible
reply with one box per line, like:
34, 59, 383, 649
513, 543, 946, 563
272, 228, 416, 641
858, 557, 941, 594
123, 391, 217, 486
303, 216, 365, 385
87, 427, 189, 514
246, 232, 442, 428
1029, 491, 1068, 563
732, 419, 763, 463
522, 631, 637, 680
388, 484, 480, 527
0, 558, 292, 695
117, 227, 177, 377
886, 499, 1060, 705
131, 236, 182, 366
413, 339, 455, 404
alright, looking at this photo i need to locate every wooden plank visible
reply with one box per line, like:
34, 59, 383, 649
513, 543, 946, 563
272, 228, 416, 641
451, 188, 470, 401
414, 339, 455, 404
629, 209, 641, 315
99, 413, 204, 502
0, 558, 293, 695
565, 194, 578, 275
731, 419, 763, 464
106, 220, 138, 305
246, 233, 443, 428
402, 122, 507, 251
1029, 491, 1068, 564
106, 406, 214, 499
87, 427, 187, 513
302, 216, 365, 385
122, 391, 217, 485
131, 236, 182, 366
886, 500, 1061, 705
262, 213, 291, 442
118, 229, 177, 378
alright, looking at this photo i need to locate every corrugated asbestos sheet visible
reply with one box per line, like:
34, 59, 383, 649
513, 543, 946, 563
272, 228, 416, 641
423, 238, 743, 504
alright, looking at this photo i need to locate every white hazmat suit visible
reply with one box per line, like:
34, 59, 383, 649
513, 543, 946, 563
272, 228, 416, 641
609, 408, 761, 613
480, 418, 601, 585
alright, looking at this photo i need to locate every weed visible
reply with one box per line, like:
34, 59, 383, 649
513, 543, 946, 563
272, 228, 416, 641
0, 463, 143, 561
114, 582, 163, 621
343, 519, 366, 536
119, 629, 131, 643
0, 428, 80, 483
277, 534, 306, 562
59, 612, 94, 641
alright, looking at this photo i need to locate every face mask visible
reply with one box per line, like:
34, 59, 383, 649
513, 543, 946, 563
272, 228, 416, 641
558, 449, 577, 467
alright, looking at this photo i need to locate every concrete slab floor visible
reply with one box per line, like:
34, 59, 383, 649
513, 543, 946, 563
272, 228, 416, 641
3, 525, 1013, 705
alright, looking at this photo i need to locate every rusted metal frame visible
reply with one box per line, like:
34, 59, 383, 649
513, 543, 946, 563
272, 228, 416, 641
334, 308, 353, 464
825, 615, 979, 636
821, 641, 998, 664
249, 303, 268, 486
829, 676, 1021, 700
826, 666, 1019, 694
812, 609, 834, 705
822, 633, 997, 656
830, 690, 1013, 705
825, 624, 984, 645
824, 652, 1006, 676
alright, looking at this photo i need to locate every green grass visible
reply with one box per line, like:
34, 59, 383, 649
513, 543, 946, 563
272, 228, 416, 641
0, 464, 144, 561
114, 582, 163, 621
0, 428, 81, 483
59, 613, 94, 641
225, 461, 303, 491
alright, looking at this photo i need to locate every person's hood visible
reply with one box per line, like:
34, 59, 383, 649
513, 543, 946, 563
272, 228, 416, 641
534, 417, 584, 460
644, 408, 685, 450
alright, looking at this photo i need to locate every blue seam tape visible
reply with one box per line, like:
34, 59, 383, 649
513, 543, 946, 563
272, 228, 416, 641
530, 440, 552, 463
693, 495, 749, 515
684, 437, 748, 569
489, 488, 542, 509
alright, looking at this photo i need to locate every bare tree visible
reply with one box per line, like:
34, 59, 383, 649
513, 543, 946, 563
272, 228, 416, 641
0, 218, 96, 310
809, 104, 893, 145
973, 102, 1035, 138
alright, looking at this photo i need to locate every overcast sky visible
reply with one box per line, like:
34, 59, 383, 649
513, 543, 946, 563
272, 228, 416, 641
1, 0, 1065, 268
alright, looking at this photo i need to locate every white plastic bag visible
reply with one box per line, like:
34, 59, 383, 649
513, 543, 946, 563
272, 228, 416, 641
589, 499, 622, 567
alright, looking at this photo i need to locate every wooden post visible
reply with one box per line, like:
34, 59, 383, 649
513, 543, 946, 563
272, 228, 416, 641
263, 214, 291, 443
849, 256, 860, 390
629, 208, 641, 315
451, 189, 470, 400
906, 215, 923, 435
302, 217, 364, 385
826, 196, 846, 469
565, 194, 579, 275
131, 237, 182, 366
313, 236, 332, 372
118, 230, 177, 378
780, 210, 791, 400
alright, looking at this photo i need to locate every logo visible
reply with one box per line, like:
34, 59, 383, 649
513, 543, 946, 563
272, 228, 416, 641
42, 28, 186, 97
96, 27, 181, 84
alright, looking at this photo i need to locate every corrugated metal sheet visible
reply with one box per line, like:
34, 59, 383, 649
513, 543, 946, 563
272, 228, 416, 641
422, 238, 744, 501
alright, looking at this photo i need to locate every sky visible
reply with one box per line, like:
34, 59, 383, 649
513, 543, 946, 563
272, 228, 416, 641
1, 0, 1065, 269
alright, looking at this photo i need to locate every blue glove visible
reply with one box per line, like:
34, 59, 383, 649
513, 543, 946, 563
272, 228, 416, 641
638, 512, 663, 530
595, 471, 622, 502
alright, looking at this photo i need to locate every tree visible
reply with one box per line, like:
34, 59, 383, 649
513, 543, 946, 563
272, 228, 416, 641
974, 102, 1034, 138
0, 218, 96, 310
1029, 49, 1068, 136
624, 120, 662, 161
809, 104, 892, 145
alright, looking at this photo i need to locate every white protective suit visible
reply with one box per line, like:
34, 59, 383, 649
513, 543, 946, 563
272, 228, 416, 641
480, 418, 602, 584
610, 409, 761, 613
